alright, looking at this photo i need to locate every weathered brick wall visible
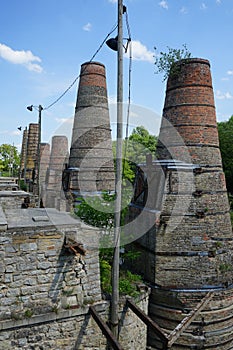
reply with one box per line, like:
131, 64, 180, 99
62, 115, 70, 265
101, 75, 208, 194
0, 221, 102, 322
128, 58, 233, 349
0, 192, 31, 210
67, 61, 115, 195
19, 127, 28, 177
40, 142, 50, 206
150, 59, 233, 349
45, 136, 69, 209
25, 123, 39, 183
0, 207, 150, 349
0, 293, 150, 350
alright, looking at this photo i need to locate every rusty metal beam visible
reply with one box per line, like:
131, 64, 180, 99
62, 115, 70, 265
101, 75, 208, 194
126, 299, 168, 347
167, 291, 213, 347
89, 306, 123, 350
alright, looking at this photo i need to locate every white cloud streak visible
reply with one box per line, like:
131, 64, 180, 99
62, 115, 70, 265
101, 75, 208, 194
227, 70, 233, 75
125, 40, 154, 63
55, 117, 73, 124
180, 6, 188, 14
200, 2, 207, 10
159, 1, 168, 10
0, 43, 42, 72
83, 22, 92, 32
216, 90, 233, 100
108, 0, 117, 3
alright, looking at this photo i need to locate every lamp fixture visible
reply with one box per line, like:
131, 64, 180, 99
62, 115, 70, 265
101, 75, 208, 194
106, 36, 118, 51
27, 105, 33, 112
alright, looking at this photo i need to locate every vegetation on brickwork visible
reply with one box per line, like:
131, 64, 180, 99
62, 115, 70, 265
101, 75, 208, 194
219, 263, 232, 273
24, 309, 34, 318
154, 44, 192, 81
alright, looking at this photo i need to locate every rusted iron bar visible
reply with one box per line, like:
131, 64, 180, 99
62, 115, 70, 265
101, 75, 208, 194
167, 291, 213, 347
126, 299, 168, 347
65, 238, 86, 256
89, 306, 123, 350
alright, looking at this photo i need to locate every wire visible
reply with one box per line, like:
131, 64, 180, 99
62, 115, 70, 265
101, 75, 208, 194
44, 23, 118, 111
122, 6, 132, 178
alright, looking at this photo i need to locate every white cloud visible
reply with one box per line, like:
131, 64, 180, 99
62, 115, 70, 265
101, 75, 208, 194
221, 77, 229, 81
55, 117, 73, 124
227, 70, 233, 75
0, 43, 42, 72
125, 40, 154, 63
11, 130, 21, 136
180, 6, 188, 14
159, 1, 168, 10
216, 0, 221, 4
83, 22, 92, 32
200, 2, 207, 10
108, 0, 117, 3
216, 90, 233, 100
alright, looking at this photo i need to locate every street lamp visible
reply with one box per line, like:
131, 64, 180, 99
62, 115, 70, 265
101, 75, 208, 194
27, 104, 43, 206
106, 0, 124, 339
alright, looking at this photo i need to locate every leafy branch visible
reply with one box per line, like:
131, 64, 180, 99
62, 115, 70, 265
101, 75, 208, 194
154, 44, 192, 81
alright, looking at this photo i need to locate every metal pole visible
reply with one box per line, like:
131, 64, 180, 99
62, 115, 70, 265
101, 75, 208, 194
37, 105, 43, 206
111, 0, 123, 339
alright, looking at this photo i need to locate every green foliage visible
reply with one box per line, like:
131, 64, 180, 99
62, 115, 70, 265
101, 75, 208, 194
99, 250, 142, 297
127, 126, 157, 163
100, 257, 112, 294
19, 179, 27, 191
119, 270, 142, 297
219, 263, 232, 273
0, 143, 20, 176
218, 116, 233, 194
121, 249, 141, 262
154, 44, 192, 81
75, 191, 115, 230
24, 309, 33, 318
112, 126, 158, 185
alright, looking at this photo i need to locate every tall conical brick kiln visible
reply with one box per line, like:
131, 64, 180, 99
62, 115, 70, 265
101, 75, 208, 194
62, 61, 115, 201
128, 59, 233, 349
25, 123, 39, 192
45, 136, 68, 209
19, 127, 28, 179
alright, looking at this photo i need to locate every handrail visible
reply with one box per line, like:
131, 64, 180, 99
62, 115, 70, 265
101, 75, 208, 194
89, 306, 123, 350
126, 299, 168, 348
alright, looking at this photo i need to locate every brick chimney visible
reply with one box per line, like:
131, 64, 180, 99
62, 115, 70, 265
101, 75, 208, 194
19, 127, 28, 179
146, 58, 233, 349
39, 142, 50, 206
45, 135, 69, 209
63, 61, 115, 201
25, 123, 39, 191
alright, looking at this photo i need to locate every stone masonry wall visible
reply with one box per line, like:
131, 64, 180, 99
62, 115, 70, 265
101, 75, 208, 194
0, 219, 102, 322
0, 207, 150, 349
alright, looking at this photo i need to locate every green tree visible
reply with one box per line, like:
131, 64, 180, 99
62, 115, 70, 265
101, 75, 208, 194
112, 126, 158, 184
127, 125, 157, 163
218, 116, 233, 194
0, 144, 20, 176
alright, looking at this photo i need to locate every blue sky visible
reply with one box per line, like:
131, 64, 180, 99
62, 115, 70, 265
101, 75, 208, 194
0, 0, 233, 150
